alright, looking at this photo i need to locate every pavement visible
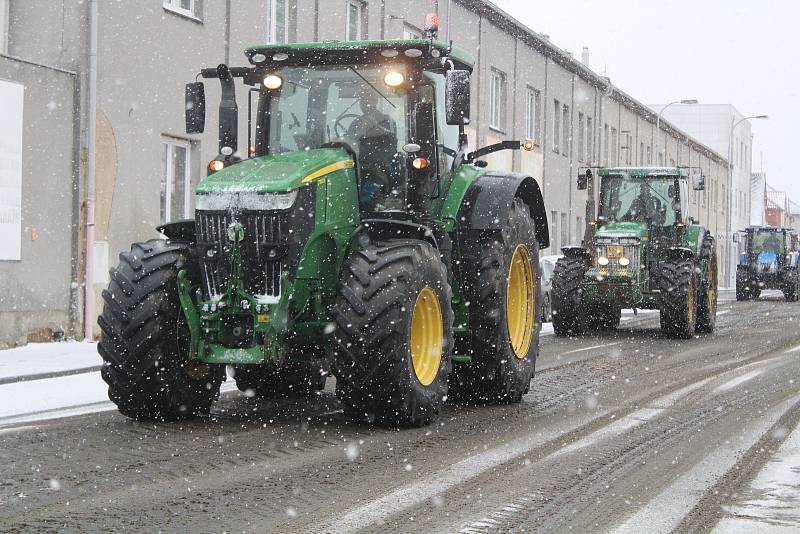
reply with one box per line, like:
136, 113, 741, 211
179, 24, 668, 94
1, 289, 800, 533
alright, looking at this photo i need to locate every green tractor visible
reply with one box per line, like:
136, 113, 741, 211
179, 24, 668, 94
551, 167, 717, 339
97, 31, 549, 426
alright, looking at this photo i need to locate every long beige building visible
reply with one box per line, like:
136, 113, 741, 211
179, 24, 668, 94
0, 0, 735, 346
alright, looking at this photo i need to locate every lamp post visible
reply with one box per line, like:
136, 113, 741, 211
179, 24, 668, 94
654, 99, 697, 166
726, 114, 768, 286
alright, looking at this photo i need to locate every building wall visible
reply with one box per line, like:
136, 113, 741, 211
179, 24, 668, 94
0, 56, 77, 347
1, 0, 733, 344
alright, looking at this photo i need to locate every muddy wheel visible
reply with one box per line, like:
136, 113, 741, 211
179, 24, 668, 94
735, 266, 750, 301
783, 267, 799, 302
696, 244, 718, 334
332, 240, 453, 427
449, 198, 540, 405
552, 256, 587, 337
98, 239, 225, 421
659, 258, 698, 339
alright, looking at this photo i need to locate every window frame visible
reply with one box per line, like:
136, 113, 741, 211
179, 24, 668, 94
489, 68, 507, 132
552, 99, 561, 153
561, 104, 569, 157
163, 0, 199, 20
525, 86, 540, 143
269, 0, 290, 44
577, 112, 585, 162
586, 117, 593, 163
161, 137, 192, 225
346, 0, 365, 41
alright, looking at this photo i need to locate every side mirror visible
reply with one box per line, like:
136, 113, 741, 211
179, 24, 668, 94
732, 233, 739, 243
445, 70, 471, 126
185, 82, 206, 134
577, 169, 591, 190
692, 174, 705, 191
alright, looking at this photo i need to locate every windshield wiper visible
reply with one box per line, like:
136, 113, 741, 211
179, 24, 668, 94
348, 66, 396, 109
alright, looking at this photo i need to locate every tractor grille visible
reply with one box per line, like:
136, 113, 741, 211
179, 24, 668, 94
195, 187, 315, 301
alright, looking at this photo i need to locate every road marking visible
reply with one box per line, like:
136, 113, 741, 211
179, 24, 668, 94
611, 392, 800, 534
713, 370, 763, 394
785, 343, 800, 354
561, 342, 621, 356
317, 376, 716, 534
716, 309, 731, 316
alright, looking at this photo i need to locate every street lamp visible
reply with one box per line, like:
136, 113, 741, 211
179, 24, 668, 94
654, 99, 697, 166
726, 114, 768, 286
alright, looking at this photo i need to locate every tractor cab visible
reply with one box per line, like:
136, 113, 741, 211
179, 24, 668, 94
736, 226, 800, 301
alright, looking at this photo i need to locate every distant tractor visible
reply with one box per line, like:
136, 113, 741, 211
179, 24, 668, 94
552, 167, 718, 339
735, 226, 800, 301
97, 24, 550, 426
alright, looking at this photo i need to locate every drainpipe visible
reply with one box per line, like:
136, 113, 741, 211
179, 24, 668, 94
84, 0, 98, 340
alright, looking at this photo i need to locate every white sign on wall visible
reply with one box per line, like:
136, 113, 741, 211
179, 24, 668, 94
0, 80, 23, 261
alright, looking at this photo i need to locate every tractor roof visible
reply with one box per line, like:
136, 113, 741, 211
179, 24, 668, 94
747, 225, 795, 233
597, 166, 689, 178
245, 39, 474, 71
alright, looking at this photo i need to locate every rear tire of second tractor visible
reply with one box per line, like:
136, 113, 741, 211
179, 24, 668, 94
332, 240, 454, 427
659, 258, 699, 339
783, 267, 799, 302
449, 198, 541, 405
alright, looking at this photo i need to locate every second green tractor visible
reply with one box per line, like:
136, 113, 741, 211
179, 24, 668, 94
552, 167, 718, 339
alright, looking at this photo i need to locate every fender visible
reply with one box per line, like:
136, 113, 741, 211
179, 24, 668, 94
455, 172, 549, 249
157, 220, 195, 243
664, 246, 694, 262
352, 219, 440, 250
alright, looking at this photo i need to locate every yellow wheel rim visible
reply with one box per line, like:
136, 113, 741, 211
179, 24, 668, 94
688, 274, 695, 324
410, 287, 443, 387
507, 245, 536, 359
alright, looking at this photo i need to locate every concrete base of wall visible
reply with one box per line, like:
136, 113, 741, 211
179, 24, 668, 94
0, 310, 72, 349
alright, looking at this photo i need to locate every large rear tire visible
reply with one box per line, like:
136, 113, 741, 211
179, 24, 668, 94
783, 267, 799, 302
735, 266, 750, 301
552, 257, 587, 337
98, 239, 224, 421
333, 240, 454, 427
696, 244, 718, 334
659, 258, 698, 339
449, 198, 541, 405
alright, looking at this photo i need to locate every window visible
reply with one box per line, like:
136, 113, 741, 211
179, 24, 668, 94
525, 87, 541, 142
626, 134, 632, 164
346, 1, 365, 40
640, 142, 645, 165
489, 69, 507, 131
577, 113, 585, 162
586, 117, 593, 162
646, 145, 652, 165
610, 127, 618, 165
553, 99, 561, 153
161, 137, 192, 224
269, 0, 289, 43
561, 213, 568, 247
562, 105, 570, 156
603, 124, 609, 165
163, 0, 199, 19
551, 211, 559, 250
576, 216, 583, 244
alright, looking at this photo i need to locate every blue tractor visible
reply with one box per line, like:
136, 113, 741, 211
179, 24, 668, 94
735, 226, 800, 301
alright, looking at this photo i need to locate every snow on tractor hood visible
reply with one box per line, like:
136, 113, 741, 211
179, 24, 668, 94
196, 148, 355, 195
596, 221, 650, 240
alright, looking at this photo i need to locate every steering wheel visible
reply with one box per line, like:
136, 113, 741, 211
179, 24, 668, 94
334, 113, 362, 139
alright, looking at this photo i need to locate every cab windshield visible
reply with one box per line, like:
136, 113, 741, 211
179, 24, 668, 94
599, 175, 678, 226
749, 230, 784, 254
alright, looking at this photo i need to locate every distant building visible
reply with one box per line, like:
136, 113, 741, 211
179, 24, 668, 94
751, 172, 766, 226
651, 104, 755, 285
765, 185, 788, 227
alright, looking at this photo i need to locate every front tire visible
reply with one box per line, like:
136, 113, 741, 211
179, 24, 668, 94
783, 268, 799, 302
552, 257, 587, 337
98, 239, 224, 421
333, 240, 454, 427
736, 266, 750, 301
659, 258, 698, 339
449, 198, 541, 405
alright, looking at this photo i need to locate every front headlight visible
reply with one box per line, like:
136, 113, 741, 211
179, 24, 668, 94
195, 190, 298, 211
598, 256, 610, 266
618, 257, 630, 267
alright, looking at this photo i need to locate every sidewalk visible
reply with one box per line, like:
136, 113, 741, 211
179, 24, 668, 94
0, 341, 101, 383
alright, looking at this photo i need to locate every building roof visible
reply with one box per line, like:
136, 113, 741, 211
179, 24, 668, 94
458, 0, 730, 166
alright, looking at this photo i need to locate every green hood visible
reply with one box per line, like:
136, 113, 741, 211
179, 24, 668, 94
196, 148, 354, 194
596, 221, 650, 239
